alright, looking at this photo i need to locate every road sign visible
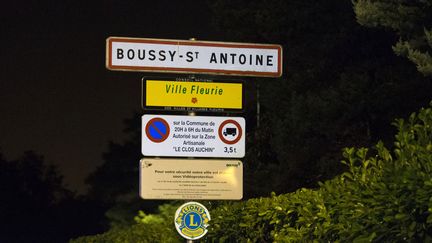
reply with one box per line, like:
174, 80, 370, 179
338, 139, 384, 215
174, 202, 211, 240
219, 119, 243, 144
142, 115, 245, 158
106, 37, 283, 77
140, 158, 243, 200
143, 79, 243, 112
145, 117, 170, 142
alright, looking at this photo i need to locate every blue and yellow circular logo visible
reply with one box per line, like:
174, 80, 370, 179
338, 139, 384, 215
174, 202, 211, 240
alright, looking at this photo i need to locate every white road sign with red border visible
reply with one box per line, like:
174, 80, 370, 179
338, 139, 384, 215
142, 114, 245, 158
106, 37, 283, 77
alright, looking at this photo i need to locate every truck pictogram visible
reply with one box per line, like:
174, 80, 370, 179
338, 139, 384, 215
223, 127, 237, 136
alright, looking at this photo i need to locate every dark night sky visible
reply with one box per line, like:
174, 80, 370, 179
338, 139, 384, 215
0, 1, 219, 193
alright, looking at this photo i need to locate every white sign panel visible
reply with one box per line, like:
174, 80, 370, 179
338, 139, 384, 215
106, 37, 283, 77
142, 114, 245, 158
140, 158, 243, 200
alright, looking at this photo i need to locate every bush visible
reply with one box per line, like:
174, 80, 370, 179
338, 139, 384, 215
208, 103, 432, 242
71, 204, 182, 243
73, 103, 432, 242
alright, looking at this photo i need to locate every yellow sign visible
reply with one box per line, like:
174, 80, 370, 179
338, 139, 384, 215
145, 80, 243, 110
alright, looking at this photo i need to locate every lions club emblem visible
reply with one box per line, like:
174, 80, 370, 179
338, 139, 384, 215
174, 202, 211, 240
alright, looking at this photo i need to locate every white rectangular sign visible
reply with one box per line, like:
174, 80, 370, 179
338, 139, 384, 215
139, 158, 243, 200
106, 37, 283, 77
142, 114, 245, 158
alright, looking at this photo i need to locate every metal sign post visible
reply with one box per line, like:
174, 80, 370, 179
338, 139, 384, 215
105, 35, 283, 242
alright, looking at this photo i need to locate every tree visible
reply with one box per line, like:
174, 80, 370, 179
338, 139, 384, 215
73, 102, 432, 242
353, 0, 432, 76
85, 113, 162, 228
210, 0, 432, 194
85, 1, 432, 228
0, 151, 106, 242
0, 151, 66, 241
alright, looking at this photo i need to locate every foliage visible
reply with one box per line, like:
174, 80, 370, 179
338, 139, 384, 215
210, 0, 432, 197
208, 102, 432, 242
85, 114, 161, 228
72, 203, 182, 243
74, 102, 432, 242
75, 0, 432, 235
353, 0, 432, 76
82, 4, 432, 228
80, 0, 432, 233
0, 151, 106, 242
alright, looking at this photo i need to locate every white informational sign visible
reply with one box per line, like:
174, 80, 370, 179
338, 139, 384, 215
140, 158, 243, 200
106, 37, 283, 77
142, 114, 245, 158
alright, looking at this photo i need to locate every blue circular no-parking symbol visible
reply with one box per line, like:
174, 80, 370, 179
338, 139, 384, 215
145, 117, 170, 143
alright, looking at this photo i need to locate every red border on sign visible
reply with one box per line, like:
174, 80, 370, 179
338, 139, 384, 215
145, 117, 170, 143
106, 37, 283, 78
218, 119, 242, 145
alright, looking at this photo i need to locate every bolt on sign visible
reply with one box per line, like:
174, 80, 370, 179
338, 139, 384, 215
142, 78, 243, 112
140, 158, 243, 200
106, 37, 283, 77
142, 115, 245, 158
